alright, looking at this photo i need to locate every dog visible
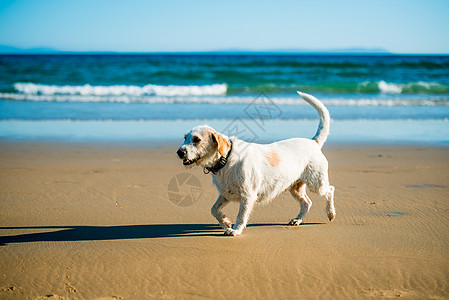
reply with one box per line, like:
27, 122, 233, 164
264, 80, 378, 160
176, 92, 335, 236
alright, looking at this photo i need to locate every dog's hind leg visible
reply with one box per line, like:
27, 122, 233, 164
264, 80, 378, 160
288, 181, 312, 226
211, 195, 232, 229
311, 161, 336, 222
323, 185, 336, 221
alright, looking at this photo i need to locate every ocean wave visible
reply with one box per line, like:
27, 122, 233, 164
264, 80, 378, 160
1, 92, 448, 106
13, 82, 228, 97
226, 81, 449, 95
11, 81, 449, 99
367, 81, 449, 94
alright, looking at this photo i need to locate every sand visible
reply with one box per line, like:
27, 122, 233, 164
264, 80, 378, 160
0, 142, 448, 299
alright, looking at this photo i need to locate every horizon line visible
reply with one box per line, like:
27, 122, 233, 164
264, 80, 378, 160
0, 45, 448, 55
1, 51, 448, 56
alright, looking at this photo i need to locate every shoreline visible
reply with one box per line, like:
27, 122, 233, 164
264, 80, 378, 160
1, 119, 448, 146
1, 140, 449, 151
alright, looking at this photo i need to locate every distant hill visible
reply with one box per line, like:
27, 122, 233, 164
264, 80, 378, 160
0, 45, 59, 54
0, 44, 392, 55
207, 47, 392, 54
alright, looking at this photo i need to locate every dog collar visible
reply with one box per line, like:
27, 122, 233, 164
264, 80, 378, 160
204, 141, 233, 175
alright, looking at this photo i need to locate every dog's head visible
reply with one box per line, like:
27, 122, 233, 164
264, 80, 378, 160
176, 125, 230, 168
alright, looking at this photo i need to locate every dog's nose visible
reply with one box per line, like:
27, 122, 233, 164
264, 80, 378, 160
177, 148, 186, 159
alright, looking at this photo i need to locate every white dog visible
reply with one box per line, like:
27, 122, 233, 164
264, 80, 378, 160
177, 92, 335, 236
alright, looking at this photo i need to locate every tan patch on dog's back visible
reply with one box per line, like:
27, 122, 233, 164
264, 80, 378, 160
266, 150, 280, 167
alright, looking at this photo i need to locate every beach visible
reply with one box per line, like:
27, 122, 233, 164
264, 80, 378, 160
0, 142, 448, 299
1, 53, 448, 299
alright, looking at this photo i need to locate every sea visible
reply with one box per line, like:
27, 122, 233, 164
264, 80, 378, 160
0, 54, 448, 145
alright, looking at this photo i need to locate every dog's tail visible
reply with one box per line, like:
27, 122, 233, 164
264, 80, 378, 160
297, 91, 330, 148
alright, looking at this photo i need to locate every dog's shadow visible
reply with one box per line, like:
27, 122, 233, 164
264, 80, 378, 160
0, 223, 324, 246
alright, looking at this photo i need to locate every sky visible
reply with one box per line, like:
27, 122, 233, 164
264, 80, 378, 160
0, 0, 448, 54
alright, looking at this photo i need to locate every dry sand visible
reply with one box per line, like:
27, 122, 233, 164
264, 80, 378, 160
0, 142, 448, 299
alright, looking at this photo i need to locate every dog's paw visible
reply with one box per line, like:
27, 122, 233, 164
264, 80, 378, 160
221, 217, 232, 229
224, 228, 240, 236
327, 211, 336, 222
288, 218, 303, 226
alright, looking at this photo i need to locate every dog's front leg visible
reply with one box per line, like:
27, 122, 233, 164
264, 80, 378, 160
211, 195, 232, 229
224, 194, 257, 236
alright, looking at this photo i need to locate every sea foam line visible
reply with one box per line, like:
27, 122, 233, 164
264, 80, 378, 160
1, 92, 447, 106
14, 82, 228, 97
13, 81, 449, 97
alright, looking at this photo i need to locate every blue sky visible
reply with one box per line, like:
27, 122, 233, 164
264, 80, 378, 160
0, 0, 448, 53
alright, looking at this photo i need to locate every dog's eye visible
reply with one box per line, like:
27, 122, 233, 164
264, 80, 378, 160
192, 136, 201, 143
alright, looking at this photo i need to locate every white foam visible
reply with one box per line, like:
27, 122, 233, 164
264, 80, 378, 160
14, 82, 228, 97
1, 92, 447, 106
378, 81, 402, 94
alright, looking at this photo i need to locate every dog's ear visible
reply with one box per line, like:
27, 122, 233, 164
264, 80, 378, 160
211, 131, 230, 157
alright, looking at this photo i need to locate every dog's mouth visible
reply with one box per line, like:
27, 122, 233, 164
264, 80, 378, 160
182, 156, 201, 166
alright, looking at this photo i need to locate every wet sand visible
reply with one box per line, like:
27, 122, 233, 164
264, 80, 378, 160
0, 143, 448, 299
